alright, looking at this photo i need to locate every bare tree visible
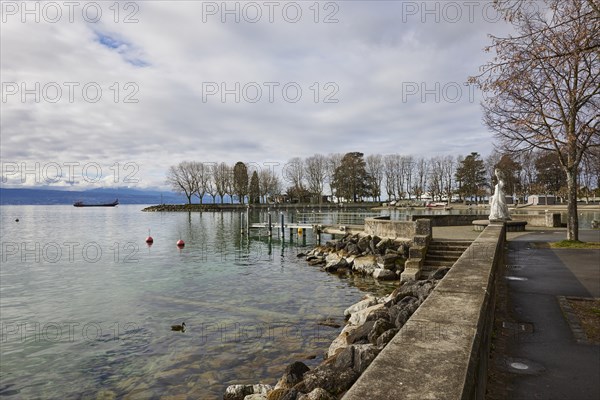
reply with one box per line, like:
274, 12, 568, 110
305, 154, 328, 203
166, 161, 197, 204
442, 156, 456, 204
474, 0, 600, 240
383, 154, 398, 201
413, 157, 428, 201
284, 157, 305, 193
365, 154, 384, 202
213, 162, 231, 204
190, 162, 209, 204
428, 157, 444, 202
403, 156, 415, 200
205, 163, 217, 203
259, 167, 282, 203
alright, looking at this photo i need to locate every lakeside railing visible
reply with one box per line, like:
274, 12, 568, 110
294, 211, 385, 226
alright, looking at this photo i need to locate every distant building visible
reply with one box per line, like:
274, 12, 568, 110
527, 195, 556, 205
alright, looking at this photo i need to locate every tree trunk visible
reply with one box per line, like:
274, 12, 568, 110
566, 169, 579, 241
187, 195, 192, 204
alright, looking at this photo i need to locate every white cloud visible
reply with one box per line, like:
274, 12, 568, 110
0, 0, 514, 189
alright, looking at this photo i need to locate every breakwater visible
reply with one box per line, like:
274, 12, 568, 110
142, 203, 380, 212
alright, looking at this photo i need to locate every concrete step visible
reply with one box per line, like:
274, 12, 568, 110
425, 254, 460, 262
427, 249, 464, 257
428, 246, 469, 253
422, 260, 455, 267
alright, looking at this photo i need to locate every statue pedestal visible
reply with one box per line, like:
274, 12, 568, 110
472, 220, 527, 232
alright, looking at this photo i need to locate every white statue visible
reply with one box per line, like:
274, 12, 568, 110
489, 168, 511, 221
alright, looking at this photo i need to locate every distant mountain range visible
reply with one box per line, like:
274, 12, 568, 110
0, 187, 221, 205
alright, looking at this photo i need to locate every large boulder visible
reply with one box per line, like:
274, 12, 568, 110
376, 328, 399, 347
294, 361, 359, 396
372, 268, 397, 281
348, 303, 384, 326
343, 295, 378, 317
335, 344, 380, 374
357, 235, 370, 252
225, 384, 273, 400
327, 324, 356, 358
367, 319, 396, 344
352, 256, 378, 276
346, 321, 375, 344
297, 388, 334, 400
275, 362, 310, 390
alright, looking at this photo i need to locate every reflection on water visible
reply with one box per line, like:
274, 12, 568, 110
1, 205, 596, 399
0, 206, 392, 399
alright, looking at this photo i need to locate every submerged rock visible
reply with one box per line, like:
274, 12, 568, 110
224, 384, 273, 400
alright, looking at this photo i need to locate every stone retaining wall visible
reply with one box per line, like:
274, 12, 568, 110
410, 214, 483, 226
410, 213, 562, 227
342, 223, 506, 400
364, 218, 431, 240
511, 212, 562, 227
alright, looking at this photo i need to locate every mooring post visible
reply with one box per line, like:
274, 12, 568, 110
246, 205, 250, 235
240, 212, 244, 234
280, 212, 285, 237
289, 213, 294, 238
268, 213, 273, 237
316, 226, 321, 244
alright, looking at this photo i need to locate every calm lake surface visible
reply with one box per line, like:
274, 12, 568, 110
1, 205, 597, 399
0, 205, 395, 399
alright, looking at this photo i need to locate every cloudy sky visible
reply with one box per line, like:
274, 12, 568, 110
1, 1, 515, 189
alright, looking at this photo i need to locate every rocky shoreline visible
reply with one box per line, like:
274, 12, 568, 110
223, 233, 450, 400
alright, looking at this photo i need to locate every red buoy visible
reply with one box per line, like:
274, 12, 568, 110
176, 239, 185, 247
145, 236, 154, 244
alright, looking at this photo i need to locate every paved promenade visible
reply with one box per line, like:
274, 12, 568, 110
498, 229, 599, 400
434, 226, 600, 399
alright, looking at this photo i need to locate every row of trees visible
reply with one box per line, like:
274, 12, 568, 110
166, 161, 281, 205
166, 148, 600, 205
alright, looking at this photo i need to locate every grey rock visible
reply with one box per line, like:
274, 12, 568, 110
224, 385, 255, 400
275, 362, 310, 390
345, 243, 359, 255
367, 319, 396, 344
244, 395, 267, 400
346, 321, 375, 344
429, 267, 450, 280
297, 388, 334, 400
373, 268, 397, 281
295, 362, 359, 396
344, 295, 377, 317
357, 236, 370, 252
376, 328, 399, 347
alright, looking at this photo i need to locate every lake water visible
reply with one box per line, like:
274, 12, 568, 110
1, 205, 597, 399
0, 205, 395, 399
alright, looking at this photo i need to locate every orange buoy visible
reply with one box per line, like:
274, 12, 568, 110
176, 239, 185, 247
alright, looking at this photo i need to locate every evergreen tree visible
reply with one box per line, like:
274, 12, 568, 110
233, 161, 248, 204
249, 171, 260, 204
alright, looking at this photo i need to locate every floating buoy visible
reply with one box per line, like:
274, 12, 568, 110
15, 218, 19, 222
176, 239, 185, 247
297, 227, 303, 235
145, 229, 153, 245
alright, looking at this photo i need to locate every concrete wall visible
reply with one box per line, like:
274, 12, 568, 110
410, 214, 482, 226
364, 218, 431, 240
511, 212, 561, 227
343, 223, 506, 400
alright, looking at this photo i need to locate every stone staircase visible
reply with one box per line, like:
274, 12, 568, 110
422, 240, 472, 275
